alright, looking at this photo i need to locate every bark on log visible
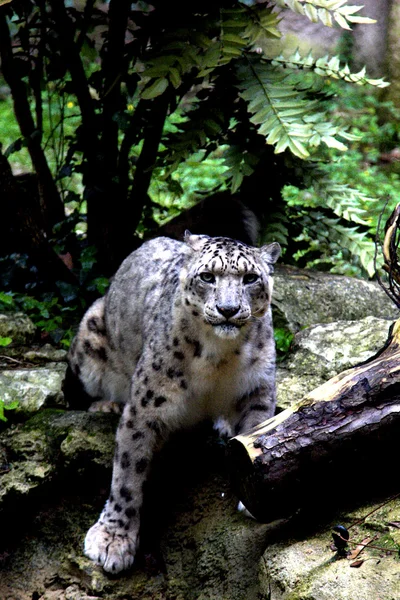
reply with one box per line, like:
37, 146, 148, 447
228, 319, 400, 522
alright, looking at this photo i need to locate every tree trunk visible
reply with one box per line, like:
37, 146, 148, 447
352, 0, 390, 77
382, 0, 400, 108
228, 319, 400, 522
0, 12, 65, 234
0, 148, 81, 290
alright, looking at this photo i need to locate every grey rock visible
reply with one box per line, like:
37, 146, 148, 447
1, 409, 398, 600
262, 499, 400, 600
0, 312, 36, 345
273, 265, 398, 333
0, 410, 117, 512
23, 343, 68, 363
0, 411, 274, 600
0, 271, 399, 599
0, 365, 68, 416
277, 316, 393, 410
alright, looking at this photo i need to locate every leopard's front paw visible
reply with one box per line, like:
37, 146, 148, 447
84, 521, 137, 573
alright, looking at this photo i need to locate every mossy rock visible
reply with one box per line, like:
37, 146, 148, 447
273, 266, 397, 333
0, 312, 36, 346
276, 316, 393, 410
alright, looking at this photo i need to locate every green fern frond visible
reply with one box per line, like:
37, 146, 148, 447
160, 109, 225, 175
284, 178, 372, 226
272, 50, 389, 88
219, 7, 248, 65
272, 0, 376, 30
140, 20, 229, 97
222, 145, 260, 193
298, 212, 376, 276
261, 212, 289, 245
316, 181, 373, 226
241, 3, 281, 49
236, 59, 349, 159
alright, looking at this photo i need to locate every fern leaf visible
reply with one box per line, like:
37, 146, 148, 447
271, 51, 389, 88
297, 212, 376, 277
272, 0, 376, 30
285, 176, 372, 227
236, 59, 351, 159
222, 145, 260, 193
219, 8, 248, 65
241, 3, 281, 50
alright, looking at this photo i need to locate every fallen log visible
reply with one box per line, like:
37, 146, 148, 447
228, 319, 400, 521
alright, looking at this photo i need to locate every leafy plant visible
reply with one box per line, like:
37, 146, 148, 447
0, 0, 394, 292
277, 81, 400, 277
0, 291, 75, 347
0, 398, 18, 422
274, 327, 294, 359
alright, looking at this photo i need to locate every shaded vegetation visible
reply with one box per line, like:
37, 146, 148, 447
0, 0, 398, 343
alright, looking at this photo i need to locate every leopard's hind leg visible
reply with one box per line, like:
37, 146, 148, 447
67, 297, 130, 411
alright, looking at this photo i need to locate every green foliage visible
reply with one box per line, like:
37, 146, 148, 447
0, 398, 18, 423
0, 336, 12, 346
236, 51, 388, 160
277, 83, 400, 277
0, 290, 75, 347
0, 0, 396, 335
273, 0, 376, 29
0, 291, 14, 307
274, 327, 294, 359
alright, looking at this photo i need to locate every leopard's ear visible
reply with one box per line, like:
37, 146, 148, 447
184, 230, 211, 251
259, 242, 281, 265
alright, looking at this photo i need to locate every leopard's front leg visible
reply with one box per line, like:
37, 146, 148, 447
84, 400, 164, 573
233, 377, 276, 436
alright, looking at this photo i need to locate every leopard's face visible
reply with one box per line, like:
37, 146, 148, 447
182, 234, 281, 339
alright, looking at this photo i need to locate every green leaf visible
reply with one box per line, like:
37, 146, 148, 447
141, 77, 169, 100
0, 292, 15, 307
272, 51, 389, 88
0, 337, 12, 347
0, 398, 19, 422
169, 67, 182, 89
237, 58, 341, 159
274, 0, 376, 30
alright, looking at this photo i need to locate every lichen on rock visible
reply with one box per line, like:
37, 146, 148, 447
0, 365, 68, 417
273, 266, 397, 333
0, 267, 399, 599
0, 312, 36, 346
276, 316, 393, 410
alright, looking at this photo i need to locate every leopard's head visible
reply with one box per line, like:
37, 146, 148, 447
181, 232, 280, 339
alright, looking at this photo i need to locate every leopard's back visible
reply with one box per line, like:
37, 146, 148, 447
68, 237, 190, 405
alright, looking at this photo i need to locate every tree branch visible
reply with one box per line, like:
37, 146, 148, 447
48, 0, 98, 161
128, 92, 171, 232
0, 11, 64, 232
100, 0, 131, 174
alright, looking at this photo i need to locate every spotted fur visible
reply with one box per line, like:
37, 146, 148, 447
68, 232, 280, 573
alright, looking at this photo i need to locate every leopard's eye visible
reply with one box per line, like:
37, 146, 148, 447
199, 272, 215, 284
243, 273, 259, 284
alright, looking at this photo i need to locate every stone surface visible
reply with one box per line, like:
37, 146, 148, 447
0, 273, 399, 599
0, 312, 36, 345
0, 409, 398, 599
276, 316, 393, 410
262, 499, 400, 600
0, 411, 275, 600
273, 265, 398, 333
0, 410, 117, 512
0, 365, 68, 417
23, 343, 68, 363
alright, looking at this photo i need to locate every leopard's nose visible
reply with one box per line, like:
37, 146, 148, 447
216, 304, 240, 319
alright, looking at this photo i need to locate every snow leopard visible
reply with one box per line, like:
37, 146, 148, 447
68, 232, 280, 573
